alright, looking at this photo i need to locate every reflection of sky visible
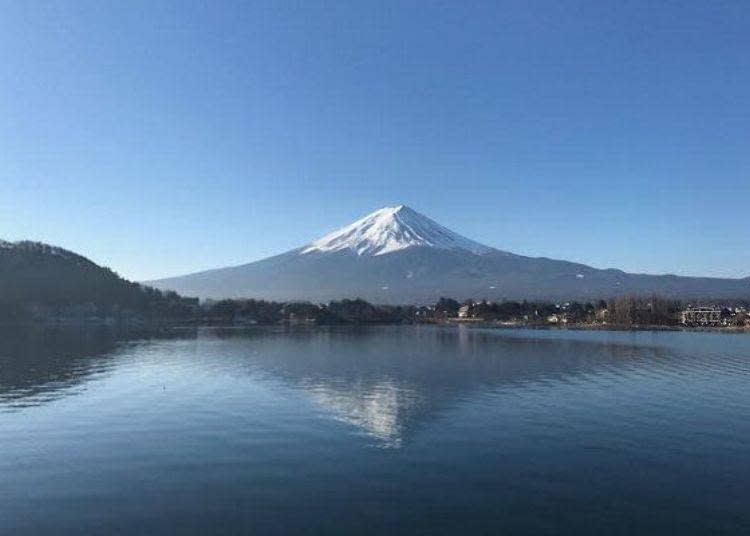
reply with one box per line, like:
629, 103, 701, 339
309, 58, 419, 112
4, 326, 747, 450
3, 331, 750, 533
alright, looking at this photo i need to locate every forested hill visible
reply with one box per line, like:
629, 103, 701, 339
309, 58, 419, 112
0, 240, 197, 322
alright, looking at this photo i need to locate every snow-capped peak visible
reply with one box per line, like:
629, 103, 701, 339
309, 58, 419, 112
300, 205, 493, 257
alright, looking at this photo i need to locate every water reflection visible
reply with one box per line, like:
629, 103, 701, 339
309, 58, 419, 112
0, 324, 734, 447
3, 325, 749, 534
197, 326, 677, 446
0, 325, 194, 410
304, 378, 423, 447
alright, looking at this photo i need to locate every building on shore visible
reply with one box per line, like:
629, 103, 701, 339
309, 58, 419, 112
546, 313, 570, 324
680, 306, 722, 326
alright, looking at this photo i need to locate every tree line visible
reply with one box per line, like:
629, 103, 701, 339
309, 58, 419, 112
0, 241, 199, 323
201, 295, 714, 327
5, 241, 746, 327
203, 298, 417, 325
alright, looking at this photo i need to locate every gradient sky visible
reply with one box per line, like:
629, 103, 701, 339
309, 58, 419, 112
2, 1, 748, 281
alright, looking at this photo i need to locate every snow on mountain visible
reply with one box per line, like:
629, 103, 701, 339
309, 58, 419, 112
301, 205, 493, 257
145, 205, 750, 303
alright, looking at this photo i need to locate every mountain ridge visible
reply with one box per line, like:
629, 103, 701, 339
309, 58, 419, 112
146, 205, 750, 303
0, 240, 197, 321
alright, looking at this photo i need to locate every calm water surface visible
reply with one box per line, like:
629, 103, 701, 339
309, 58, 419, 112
1, 325, 748, 534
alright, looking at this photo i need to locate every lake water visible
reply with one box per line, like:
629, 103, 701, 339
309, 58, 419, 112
1, 325, 748, 534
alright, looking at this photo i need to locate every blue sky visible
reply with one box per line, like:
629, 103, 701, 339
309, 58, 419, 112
2, 1, 748, 280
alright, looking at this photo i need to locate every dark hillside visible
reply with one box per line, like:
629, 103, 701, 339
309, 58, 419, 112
0, 241, 197, 322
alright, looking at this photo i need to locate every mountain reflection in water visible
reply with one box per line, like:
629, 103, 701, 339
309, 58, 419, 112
1, 324, 671, 445
2, 325, 749, 534
194, 326, 678, 446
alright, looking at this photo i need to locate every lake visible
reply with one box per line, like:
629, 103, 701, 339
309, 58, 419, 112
1, 325, 748, 534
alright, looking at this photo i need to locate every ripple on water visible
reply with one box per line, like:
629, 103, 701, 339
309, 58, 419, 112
1, 326, 749, 534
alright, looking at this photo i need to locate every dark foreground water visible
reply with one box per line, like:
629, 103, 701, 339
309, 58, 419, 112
1, 325, 748, 535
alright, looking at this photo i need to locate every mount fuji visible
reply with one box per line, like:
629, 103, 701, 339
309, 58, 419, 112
147, 205, 749, 303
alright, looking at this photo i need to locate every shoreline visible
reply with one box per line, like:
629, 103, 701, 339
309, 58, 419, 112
439, 319, 750, 334
2, 318, 748, 335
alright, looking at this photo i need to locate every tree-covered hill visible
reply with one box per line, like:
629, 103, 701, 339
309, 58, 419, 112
0, 240, 198, 322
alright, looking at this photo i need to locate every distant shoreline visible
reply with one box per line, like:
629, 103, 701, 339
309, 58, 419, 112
439, 319, 750, 334
2, 318, 749, 335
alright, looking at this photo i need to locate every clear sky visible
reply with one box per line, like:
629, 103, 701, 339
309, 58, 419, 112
2, 1, 748, 281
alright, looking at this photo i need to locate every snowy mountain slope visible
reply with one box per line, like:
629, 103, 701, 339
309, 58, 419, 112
301, 205, 492, 256
146, 206, 750, 303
